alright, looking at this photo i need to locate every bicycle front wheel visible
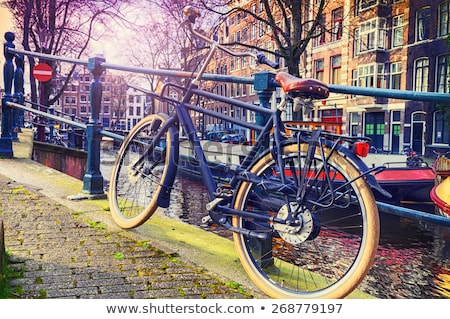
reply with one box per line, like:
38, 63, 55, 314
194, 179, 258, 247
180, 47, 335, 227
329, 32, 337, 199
109, 114, 176, 229
232, 143, 379, 298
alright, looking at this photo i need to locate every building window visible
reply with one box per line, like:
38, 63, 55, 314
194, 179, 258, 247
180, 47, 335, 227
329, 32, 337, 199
331, 7, 343, 41
358, 63, 385, 88
391, 111, 401, 140
129, 106, 134, 116
439, 1, 450, 36
242, 28, 247, 42
314, 59, 324, 81
392, 15, 404, 47
390, 62, 402, 90
313, 15, 326, 47
350, 113, 359, 136
353, 29, 360, 56
414, 58, 429, 92
251, 23, 256, 39
416, 7, 431, 41
437, 54, 450, 93
331, 55, 342, 84
433, 111, 450, 144
356, 18, 386, 54
258, 20, 265, 37
359, 0, 387, 12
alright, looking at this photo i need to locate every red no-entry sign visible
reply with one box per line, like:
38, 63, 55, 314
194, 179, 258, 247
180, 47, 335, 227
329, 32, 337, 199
32, 63, 53, 82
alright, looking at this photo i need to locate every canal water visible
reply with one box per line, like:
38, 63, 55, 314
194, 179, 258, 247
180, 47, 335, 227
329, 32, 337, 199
164, 172, 450, 299
101, 152, 450, 299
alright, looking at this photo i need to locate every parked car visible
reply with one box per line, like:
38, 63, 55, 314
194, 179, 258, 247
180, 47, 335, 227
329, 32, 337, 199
206, 130, 228, 141
220, 133, 247, 144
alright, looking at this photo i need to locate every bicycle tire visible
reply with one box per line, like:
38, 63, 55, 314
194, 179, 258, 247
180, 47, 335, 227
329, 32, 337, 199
109, 114, 176, 229
232, 142, 379, 298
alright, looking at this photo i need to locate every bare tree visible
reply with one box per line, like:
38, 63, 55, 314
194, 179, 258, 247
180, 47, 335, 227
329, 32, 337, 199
3, 0, 135, 106
200, 0, 330, 77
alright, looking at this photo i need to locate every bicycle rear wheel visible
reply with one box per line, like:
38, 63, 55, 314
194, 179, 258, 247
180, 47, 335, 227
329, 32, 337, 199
109, 114, 177, 229
232, 143, 379, 298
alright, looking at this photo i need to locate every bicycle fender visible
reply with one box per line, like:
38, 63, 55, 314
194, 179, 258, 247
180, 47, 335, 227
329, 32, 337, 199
156, 118, 179, 208
335, 144, 392, 199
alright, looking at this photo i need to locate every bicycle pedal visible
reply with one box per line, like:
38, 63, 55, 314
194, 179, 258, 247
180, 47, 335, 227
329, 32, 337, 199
206, 198, 224, 211
215, 184, 234, 197
201, 215, 212, 224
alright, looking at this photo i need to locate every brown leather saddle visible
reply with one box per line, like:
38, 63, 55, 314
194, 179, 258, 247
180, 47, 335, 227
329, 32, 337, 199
275, 72, 329, 100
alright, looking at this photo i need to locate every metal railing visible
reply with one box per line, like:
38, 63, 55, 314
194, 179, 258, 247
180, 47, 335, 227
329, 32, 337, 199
1, 32, 449, 227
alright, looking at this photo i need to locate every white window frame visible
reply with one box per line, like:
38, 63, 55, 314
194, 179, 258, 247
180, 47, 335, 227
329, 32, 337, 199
390, 62, 402, 90
439, 1, 450, 36
357, 63, 385, 88
392, 15, 404, 47
356, 18, 387, 54
436, 54, 450, 93
414, 58, 429, 92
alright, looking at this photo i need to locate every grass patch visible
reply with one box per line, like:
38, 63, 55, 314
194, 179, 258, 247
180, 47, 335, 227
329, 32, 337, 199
0, 250, 24, 298
114, 252, 124, 260
86, 220, 105, 230
11, 186, 31, 196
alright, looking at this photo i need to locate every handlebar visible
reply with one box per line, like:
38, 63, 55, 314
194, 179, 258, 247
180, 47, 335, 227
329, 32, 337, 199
183, 5, 279, 70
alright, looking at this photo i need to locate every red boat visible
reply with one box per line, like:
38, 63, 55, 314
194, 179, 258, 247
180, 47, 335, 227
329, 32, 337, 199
372, 166, 436, 204
362, 153, 436, 204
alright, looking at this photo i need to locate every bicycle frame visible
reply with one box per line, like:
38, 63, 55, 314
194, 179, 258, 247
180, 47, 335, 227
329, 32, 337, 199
143, 74, 388, 238
132, 10, 390, 237
108, 7, 388, 298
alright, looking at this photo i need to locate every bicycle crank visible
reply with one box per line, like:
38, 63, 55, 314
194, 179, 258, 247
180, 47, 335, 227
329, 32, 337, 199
273, 203, 316, 245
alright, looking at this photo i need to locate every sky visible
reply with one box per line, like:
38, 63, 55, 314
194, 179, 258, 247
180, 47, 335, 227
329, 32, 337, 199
0, 2, 132, 93
0, 4, 16, 92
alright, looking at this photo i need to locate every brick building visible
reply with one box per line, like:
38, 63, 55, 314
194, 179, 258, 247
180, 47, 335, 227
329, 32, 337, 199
192, 0, 450, 156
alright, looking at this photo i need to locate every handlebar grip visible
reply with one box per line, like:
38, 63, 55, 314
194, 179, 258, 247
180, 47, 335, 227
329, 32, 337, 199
256, 52, 279, 69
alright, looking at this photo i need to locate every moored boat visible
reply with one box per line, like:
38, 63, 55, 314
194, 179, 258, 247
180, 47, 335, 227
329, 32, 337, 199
370, 165, 435, 204
430, 176, 450, 218
179, 140, 437, 204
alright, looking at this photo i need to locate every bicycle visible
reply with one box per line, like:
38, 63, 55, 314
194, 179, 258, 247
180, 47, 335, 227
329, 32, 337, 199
108, 6, 389, 299
403, 147, 426, 168
432, 150, 450, 183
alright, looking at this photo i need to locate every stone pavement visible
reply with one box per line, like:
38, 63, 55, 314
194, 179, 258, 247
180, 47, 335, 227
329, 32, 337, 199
0, 130, 263, 299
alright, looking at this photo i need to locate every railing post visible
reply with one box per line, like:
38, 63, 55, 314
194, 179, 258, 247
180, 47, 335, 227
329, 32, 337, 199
13, 53, 25, 140
69, 114, 76, 148
254, 71, 276, 148
0, 32, 15, 158
48, 106, 54, 143
82, 55, 105, 197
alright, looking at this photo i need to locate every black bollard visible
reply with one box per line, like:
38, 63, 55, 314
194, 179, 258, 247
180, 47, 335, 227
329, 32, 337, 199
82, 55, 106, 197
12, 54, 25, 140
0, 32, 15, 158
